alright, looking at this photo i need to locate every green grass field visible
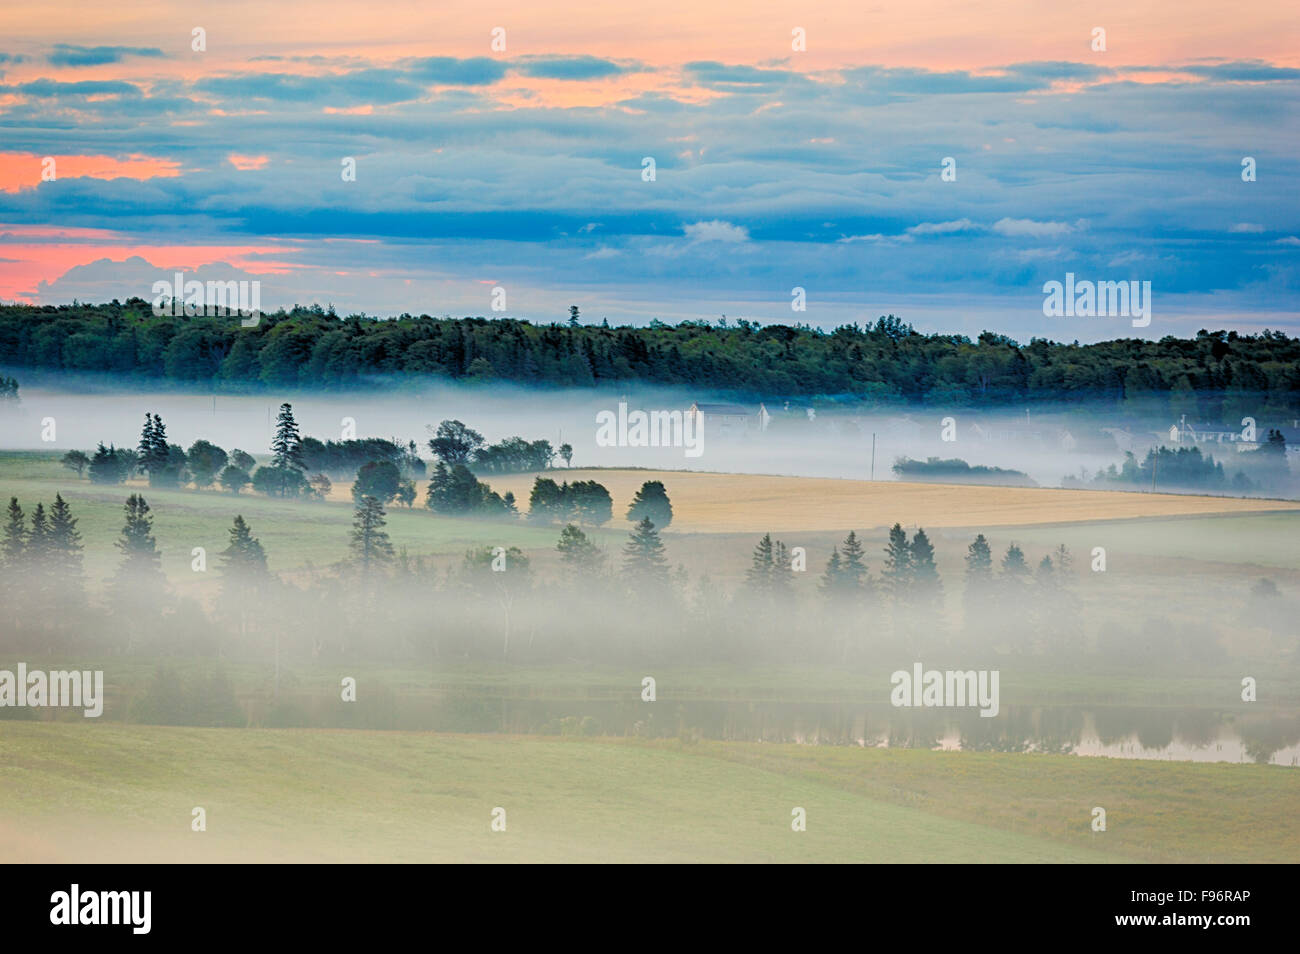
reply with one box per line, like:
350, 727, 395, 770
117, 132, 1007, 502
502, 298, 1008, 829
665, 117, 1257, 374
5, 451, 1299, 598
3, 722, 1293, 863
3, 450, 1297, 863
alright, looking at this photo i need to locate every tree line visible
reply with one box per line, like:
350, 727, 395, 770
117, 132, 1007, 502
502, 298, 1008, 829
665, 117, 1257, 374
62, 408, 594, 520
3, 300, 1298, 411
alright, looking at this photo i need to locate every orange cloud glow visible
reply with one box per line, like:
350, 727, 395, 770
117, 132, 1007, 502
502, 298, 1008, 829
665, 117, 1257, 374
0, 153, 182, 193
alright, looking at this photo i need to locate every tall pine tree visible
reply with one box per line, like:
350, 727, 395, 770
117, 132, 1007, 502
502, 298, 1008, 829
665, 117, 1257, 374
349, 495, 395, 574
622, 517, 668, 584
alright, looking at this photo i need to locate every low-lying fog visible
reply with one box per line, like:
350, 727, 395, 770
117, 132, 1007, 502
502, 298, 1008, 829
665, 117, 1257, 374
0, 375, 1264, 490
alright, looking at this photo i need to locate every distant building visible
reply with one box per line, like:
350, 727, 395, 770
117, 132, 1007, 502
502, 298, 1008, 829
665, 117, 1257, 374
1166, 417, 1300, 457
687, 402, 770, 432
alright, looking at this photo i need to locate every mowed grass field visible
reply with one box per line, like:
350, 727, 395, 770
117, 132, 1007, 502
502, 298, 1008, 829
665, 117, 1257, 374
2, 722, 1295, 863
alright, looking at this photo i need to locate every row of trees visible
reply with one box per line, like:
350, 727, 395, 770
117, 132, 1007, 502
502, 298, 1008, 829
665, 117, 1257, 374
1064, 439, 1290, 494
4, 301, 1298, 413
3, 483, 1269, 671
0, 375, 18, 403
426, 419, 571, 473
65, 403, 677, 530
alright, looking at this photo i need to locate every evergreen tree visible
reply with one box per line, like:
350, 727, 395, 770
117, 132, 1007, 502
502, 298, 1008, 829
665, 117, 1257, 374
909, 527, 942, 596
114, 494, 162, 575
218, 514, 269, 641
622, 517, 669, 583
137, 413, 178, 485
26, 502, 52, 569
880, 523, 914, 601
1053, 544, 1073, 578
110, 494, 166, 635
89, 443, 128, 484
770, 539, 793, 596
262, 403, 307, 497
349, 495, 395, 573
963, 533, 994, 627
1001, 543, 1029, 579
426, 461, 453, 511
746, 533, 776, 588
1, 497, 24, 567
819, 547, 843, 595
47, 494, 84, 582
965, 534, 993, 579
219, 515, 268, 578
839, 531, 869, 590
271, 403, 305, 472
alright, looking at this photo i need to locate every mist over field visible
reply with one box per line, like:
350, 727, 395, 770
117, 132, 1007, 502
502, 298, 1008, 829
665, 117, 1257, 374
1, 0, 1298, 881
4, 374, 1289, 493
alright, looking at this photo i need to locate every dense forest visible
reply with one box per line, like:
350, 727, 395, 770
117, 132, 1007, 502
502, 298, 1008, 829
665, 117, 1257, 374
1, 300, 1298, 413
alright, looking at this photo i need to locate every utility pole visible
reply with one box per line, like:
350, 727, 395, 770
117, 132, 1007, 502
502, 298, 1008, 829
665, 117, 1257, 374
870, 432, 876, 481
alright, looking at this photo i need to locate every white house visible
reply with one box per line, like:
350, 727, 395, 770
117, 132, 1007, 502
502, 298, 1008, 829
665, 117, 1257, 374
687, 402, 770, 433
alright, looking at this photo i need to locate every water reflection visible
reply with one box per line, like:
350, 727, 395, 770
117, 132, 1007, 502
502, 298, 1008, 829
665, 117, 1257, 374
235, 691, 1300, 767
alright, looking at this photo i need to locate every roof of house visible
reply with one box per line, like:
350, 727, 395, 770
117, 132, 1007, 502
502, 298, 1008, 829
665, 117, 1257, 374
690, 403, 754, 415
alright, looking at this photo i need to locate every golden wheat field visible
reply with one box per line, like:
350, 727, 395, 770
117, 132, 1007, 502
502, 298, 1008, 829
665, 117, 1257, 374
482, 469, 1300, 534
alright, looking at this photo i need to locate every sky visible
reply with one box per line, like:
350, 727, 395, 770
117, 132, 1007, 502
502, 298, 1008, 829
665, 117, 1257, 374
0, 0, 1297, 342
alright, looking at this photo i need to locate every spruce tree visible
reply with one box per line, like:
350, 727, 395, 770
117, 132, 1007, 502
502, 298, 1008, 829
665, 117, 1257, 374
880, 523, 914, 601
819, 547, 843, 595
349, 495, 395, 573
839, 531, 869, 590
115, 494, 162, 575
1, 497, 25, 567
265, 403, 307, 497
965, 534, 993, 579
137, 413, 172, 484
219, 515, 268, 577
963, 533, 994, 626
271, 403, 305, 472
1053, 544, 1073, 578
110, 494, 165, 630
910, 528, 942, 596
622, 517, 668, 583
770, 540, 793, 596
1001, 543, 1029, 579
89, 443, 127, 484
746, 533, 775, 588
26, 502, 52, 569
47, 493, 84, 581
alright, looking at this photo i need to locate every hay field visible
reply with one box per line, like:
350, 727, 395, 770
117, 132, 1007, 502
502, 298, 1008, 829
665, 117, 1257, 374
489, 469, 1300, 534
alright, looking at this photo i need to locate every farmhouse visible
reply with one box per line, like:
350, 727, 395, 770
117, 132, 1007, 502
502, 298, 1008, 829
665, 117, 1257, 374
687, 402, 770, 433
